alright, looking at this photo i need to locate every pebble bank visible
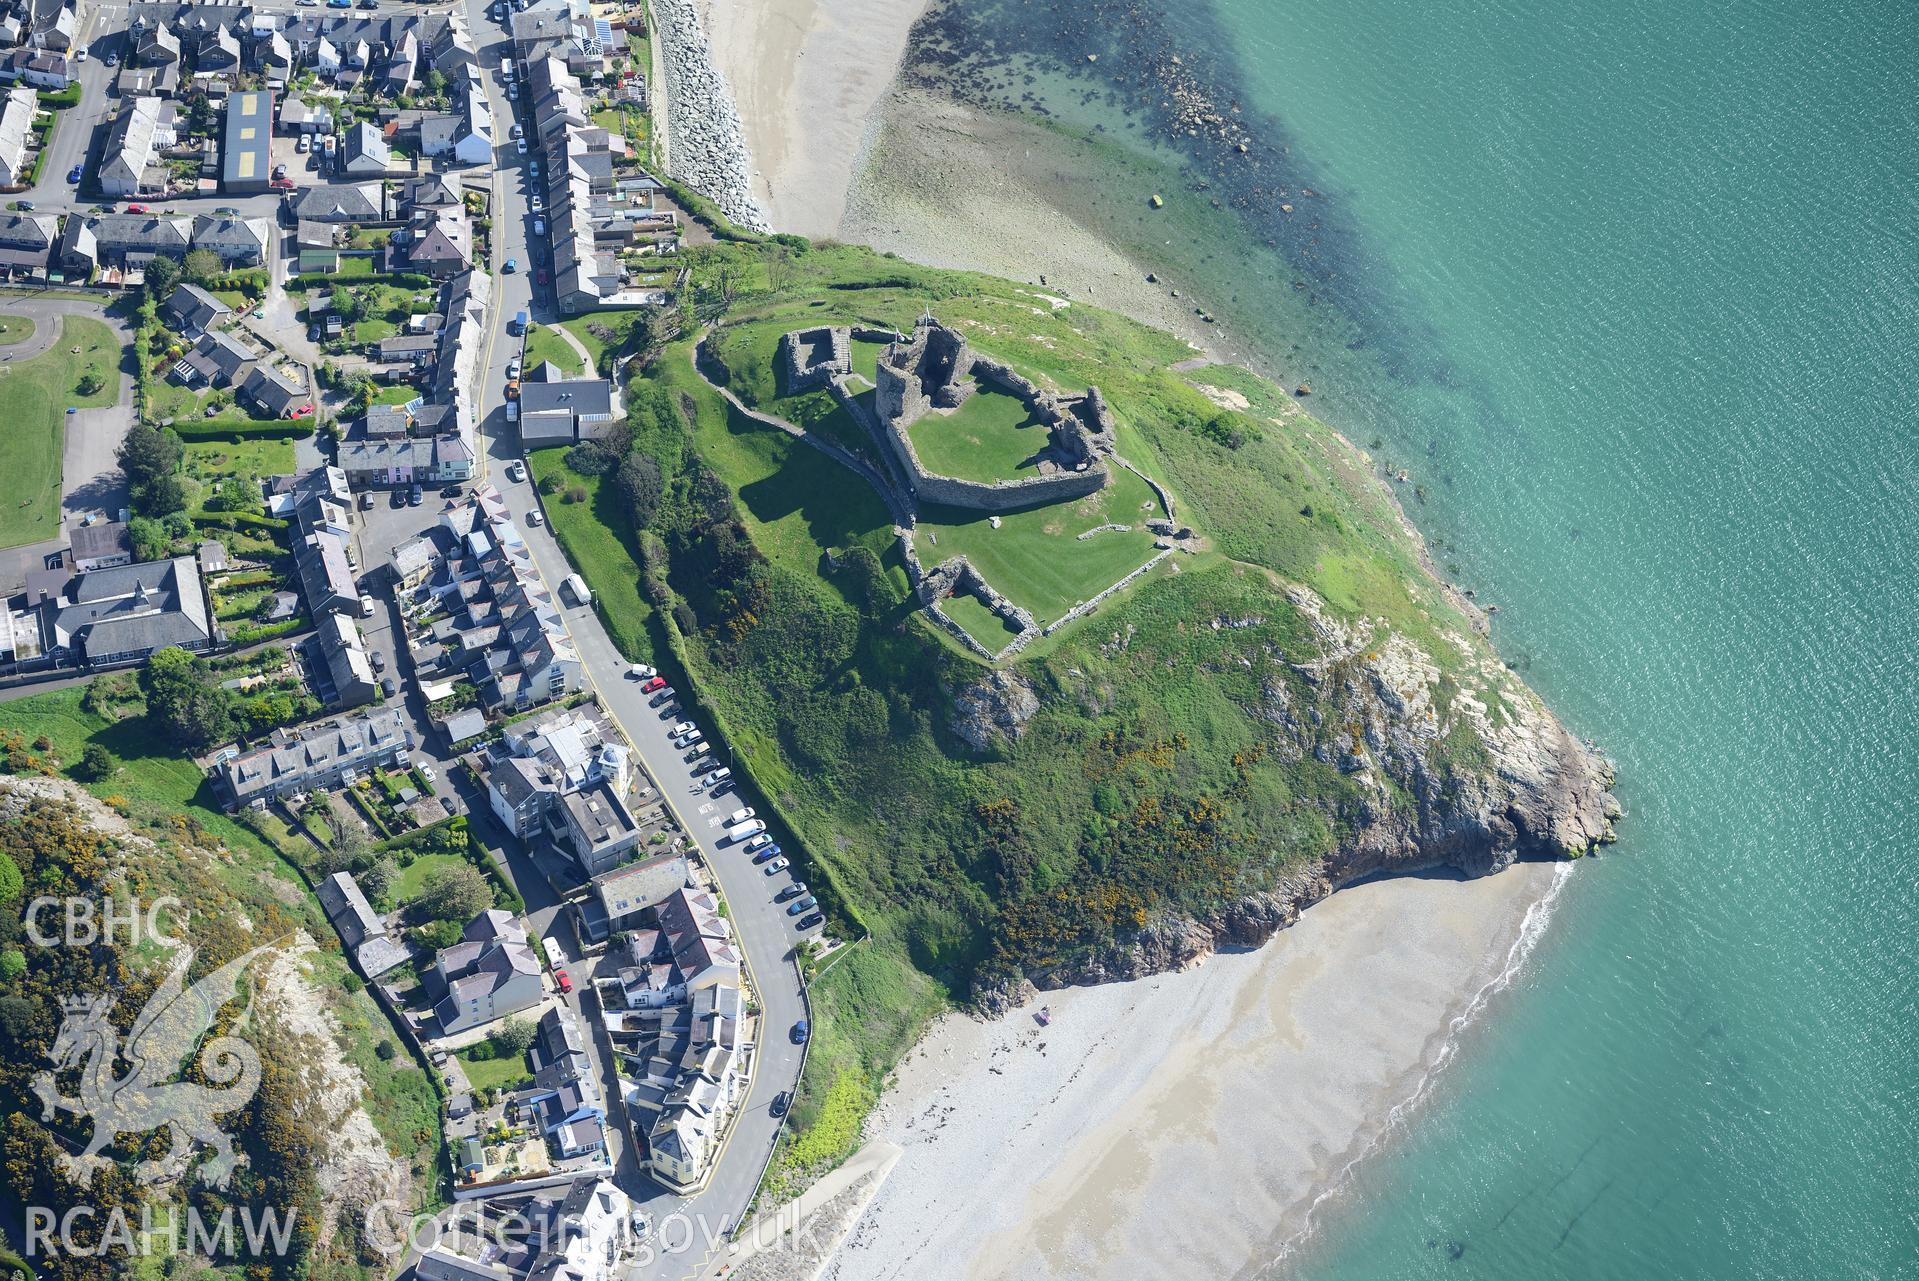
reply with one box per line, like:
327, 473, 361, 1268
651, 0, 772, 232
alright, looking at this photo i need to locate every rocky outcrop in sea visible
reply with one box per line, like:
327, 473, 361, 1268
652, 0, 771, 232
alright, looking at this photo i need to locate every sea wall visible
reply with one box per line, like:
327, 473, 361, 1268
651, 0, 771, 232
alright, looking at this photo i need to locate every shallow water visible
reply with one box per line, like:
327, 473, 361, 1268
898, 0, 1919, 1274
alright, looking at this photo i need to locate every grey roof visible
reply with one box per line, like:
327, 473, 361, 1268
242, 363, 306, 416
440, 706, 487, 744
68, 520, 129, 563
595, 854, 691, 922
289, 183, 382, 222
164, 282, 231, 333
341, 120, 389, 170
317, 870, 382, 942
219, 707, 409, 799
47, 556, 212, 659
518, 375, 614, 420
191, 215, 270, 260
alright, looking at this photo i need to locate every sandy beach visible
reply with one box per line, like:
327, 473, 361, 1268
819, 862, 1569, 1281
700, 0, 927, 236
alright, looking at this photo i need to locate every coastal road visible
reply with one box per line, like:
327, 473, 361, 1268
463, 3, 809, 1273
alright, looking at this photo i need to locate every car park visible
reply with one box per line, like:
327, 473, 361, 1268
797, 913, 824, 930
775, 882, 807, 903
786, 896, 818, 916
764, 857, 788, 876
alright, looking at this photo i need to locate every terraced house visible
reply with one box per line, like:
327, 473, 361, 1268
214, 707, 411, 808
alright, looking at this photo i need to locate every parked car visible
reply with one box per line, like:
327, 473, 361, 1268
706, 765, 732, 783
297, 134, 311, 152
527, 509, 544, 526
370, 651, 387, 672
408, 484, 423, 506
326, 0, 350, 9
72, 48, 85, 62
529, 193, 543, 212
744, 832, 771, 853
729, 807, 756, 825
507, 460, 527, 482
554, 969, 572, 994
104, 52, 117, 66
380, 676, 397, 698
751, 846, 782, 865
533, 217, 546, 237
791, 1020, 809, 1044
14, 201, 29, 211
358, 492, 374, 510
503, 257, 517, 273
786, 896, 818, 916
627, 663, 655, 680
797, 913, 824, 930
419, 763, 437, 782
676, 732, 704, 751
516, 138, 528, 155
776, 882, 807, 903
641, 675, 667, 693
66, 165, 82, 184
763, 857, 788, 876
273, 163, 286, 180
510, 122, 523, 139
770, 1091, 789, 1119
671, 720, 696, 738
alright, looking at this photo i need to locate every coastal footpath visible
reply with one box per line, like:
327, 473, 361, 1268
652, 0, 772, 232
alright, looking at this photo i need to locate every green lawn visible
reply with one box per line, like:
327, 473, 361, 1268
352, 317, 398, 344
392, 851, 469, 904
0, 315, 121, 549
153, 379, 283, 428
937, 591, 1020, 649
334, 256, 377, 279
456, 1050, 531, 1093
521, 324, 585, 376
372, 383, 420, 406
914, 466, 1163, 623
555, 310, 652, 373
905, 387, 1050, 484
184, 437, 296, 488
849, 337, 891, 384
0, 314, 35, 345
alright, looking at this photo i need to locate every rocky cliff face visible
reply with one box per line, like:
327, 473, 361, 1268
975, 583, 1620, 1015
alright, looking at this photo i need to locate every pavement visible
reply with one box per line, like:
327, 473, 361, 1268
456, 2, 813, 1272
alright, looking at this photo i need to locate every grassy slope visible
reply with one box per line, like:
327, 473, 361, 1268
0, 315, 122, 549
0, 687, 446, 1235
491, 242, 1496, 1190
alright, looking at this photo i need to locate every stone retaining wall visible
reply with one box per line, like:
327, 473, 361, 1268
651, 0, 770, 232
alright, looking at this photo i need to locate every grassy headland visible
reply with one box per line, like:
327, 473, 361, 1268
529, 239, 1616, 1193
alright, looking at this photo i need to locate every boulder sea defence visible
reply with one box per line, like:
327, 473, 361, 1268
652, 0, 772, 232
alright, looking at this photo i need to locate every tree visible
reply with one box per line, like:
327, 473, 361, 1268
116, 423, 185, 517
181, 249, 221, 285
125, 516, 169, 562
71, 744, 116, 783
332, 286, 371, 324
491, 1015, 536, 1057
359, 855, 398, 906
143, 254, 180, 301
140, 647, 235, 752
612, 454, 662, 527
0, 851, 20, 906
416, 863, 492, 923
75, 372, 104, 397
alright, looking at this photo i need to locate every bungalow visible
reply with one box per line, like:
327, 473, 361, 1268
68, 520, 133, 573
0, 86, 37, 187
288, 182, 382, 223
374, 332, 437, 365
241, 363, 307, 418
163, 282, 231, 337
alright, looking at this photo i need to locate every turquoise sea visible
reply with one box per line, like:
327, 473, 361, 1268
906, 0, 1919, 1273
1208, 1, 1918, 1275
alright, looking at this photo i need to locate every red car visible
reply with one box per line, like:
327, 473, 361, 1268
536, 267, 549, 285
555, 969, 573, 994
124, 204, 148, 214
641, 676, 666, 693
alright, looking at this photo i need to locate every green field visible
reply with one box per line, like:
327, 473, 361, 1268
183, 436, 296, 483
905, 387, 1051, 483
914, 466, 1163, 622
556, 310, 654, 374
0, 314, 122, 549
0, 314, 35, 344
525, 457, 659, 662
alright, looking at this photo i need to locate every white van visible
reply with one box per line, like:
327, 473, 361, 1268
727, 819, 765, 843
542, 936, 566, 968
562, 573, 592, 606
